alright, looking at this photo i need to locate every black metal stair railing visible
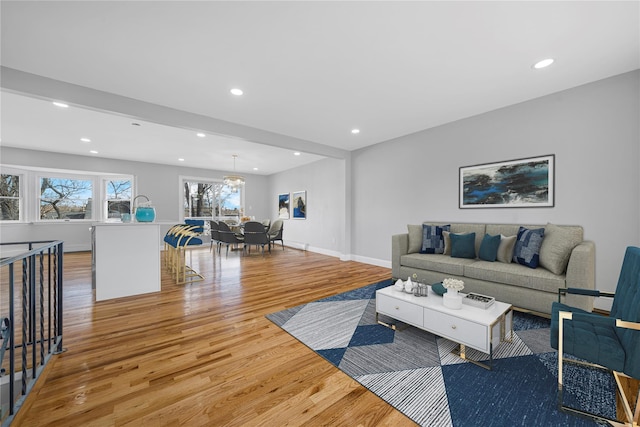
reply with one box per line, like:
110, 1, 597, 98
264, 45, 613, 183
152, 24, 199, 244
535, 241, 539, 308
0, 240, 64, 426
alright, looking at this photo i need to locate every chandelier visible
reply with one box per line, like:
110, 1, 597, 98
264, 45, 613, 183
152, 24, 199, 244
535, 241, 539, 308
223, 154, 245, 192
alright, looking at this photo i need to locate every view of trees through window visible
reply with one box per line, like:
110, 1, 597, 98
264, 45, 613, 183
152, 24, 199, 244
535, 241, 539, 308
40, 177, 93, 220
106, 179, 132, 218
0, 174, 20, 220
184, 181, 241, 218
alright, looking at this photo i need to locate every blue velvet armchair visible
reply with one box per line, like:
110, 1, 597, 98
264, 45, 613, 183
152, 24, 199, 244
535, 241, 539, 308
551, 246, 640, 426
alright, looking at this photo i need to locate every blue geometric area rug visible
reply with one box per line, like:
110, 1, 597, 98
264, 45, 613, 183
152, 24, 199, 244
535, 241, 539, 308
266, 279, 616, 427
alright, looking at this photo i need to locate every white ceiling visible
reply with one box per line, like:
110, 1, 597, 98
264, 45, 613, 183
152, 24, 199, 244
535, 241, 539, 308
1, 1, 639, 174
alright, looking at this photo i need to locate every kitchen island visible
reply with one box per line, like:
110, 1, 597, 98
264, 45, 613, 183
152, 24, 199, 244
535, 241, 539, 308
92, 222, 162, 301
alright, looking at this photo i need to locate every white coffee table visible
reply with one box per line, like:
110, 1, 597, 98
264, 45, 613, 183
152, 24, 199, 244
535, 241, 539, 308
376, 284, 513, 370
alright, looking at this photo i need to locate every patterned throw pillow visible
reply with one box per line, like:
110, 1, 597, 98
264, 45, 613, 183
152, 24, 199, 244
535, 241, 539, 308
420, 224, 450, 254
513, 227, 545, 268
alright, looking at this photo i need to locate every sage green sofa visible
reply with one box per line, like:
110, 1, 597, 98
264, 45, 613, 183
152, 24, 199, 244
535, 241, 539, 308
391, 222, 595, 315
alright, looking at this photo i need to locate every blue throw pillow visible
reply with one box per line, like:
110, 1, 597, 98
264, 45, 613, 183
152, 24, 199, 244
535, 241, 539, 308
450, 232, 476, 259
513, 226, 545, 268
420, 224, 450, 254
479, 233, 501, 262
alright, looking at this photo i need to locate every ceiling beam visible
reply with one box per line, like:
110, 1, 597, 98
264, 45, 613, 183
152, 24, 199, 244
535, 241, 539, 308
1, 66, 348, 160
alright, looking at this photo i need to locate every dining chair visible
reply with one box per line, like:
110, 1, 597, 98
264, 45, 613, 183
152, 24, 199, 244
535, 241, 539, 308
267, 219, 284, 251
209, 220, 221, 253
242, 221, 270, 255
217, 221, 243, 256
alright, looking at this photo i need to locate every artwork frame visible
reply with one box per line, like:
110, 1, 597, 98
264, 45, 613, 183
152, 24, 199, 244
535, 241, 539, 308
459, 154, 555, 209
292, 190, 306, 220
278, 193, 290, 219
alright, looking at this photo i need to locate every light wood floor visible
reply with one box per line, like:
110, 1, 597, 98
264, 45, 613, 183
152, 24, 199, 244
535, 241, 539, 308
10, 247, 417, 426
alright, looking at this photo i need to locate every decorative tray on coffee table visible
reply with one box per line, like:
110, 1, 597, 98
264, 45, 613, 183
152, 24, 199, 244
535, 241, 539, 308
462, 292, 495, 309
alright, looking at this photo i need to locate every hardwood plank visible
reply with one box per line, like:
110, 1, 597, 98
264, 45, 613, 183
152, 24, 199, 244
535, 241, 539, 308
8, 248, 418, 426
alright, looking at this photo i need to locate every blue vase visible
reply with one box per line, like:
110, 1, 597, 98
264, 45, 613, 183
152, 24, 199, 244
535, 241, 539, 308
135, 207, 156, 222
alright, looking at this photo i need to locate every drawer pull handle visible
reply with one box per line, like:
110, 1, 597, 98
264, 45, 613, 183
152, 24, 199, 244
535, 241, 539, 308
451, 325, 457, 330
395, 306, 400, 310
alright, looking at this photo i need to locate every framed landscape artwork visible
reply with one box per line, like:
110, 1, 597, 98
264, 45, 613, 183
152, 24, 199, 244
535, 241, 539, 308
459, 154, 555, 209
278, 193, 290, 219
292, 191, 306, 219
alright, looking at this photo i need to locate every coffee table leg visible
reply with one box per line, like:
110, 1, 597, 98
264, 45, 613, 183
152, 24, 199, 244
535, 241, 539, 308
375, 312, 407, 331
451, 343, 493, 370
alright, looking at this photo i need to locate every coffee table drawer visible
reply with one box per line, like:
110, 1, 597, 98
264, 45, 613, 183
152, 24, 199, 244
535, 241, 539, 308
377, 295, 423, 327
424, 309, 488, 352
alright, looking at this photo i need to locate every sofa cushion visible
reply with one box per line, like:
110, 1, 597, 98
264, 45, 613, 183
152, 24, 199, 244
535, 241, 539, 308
451, 232, 476, 259
464, 260, 565, 294
486, 224, 520, 238
479, 234, 501, 262
407, 224, 423, 254
539, 223, 583, 275
513, 226, 545, 268
497, 234, 517, 263
420, 224, 450, 254
400, 253, 475, 276
443, 231, 451, 255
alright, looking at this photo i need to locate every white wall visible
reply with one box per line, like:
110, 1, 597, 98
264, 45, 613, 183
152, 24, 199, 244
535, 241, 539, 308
0, 147, 270, 251
350, 70, 640, 309
268, 157, 346, 257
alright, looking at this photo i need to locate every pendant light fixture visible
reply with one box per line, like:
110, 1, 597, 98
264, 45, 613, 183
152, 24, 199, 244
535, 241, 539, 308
223, 154, 245, 192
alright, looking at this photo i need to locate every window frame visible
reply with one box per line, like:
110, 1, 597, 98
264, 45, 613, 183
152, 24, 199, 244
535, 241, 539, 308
0, 164, 135, 224
0, 169, 24, 222
179, 175, 244, 222
102, 176, 134, 221
37, 173, 96, 222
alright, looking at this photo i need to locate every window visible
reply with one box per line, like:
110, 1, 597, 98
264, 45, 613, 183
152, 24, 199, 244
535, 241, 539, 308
0, 174, 21, 221
105, 178, 132, 219
182, 179, 242, 219
39, 177, 93, 220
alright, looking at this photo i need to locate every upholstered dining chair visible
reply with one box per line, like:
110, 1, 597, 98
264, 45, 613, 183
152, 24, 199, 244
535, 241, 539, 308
217, 221, 243, 257
267, 219, 284, 251
242, 221, 270, 255
209, 220, 221, 253
551, 246, 640, 426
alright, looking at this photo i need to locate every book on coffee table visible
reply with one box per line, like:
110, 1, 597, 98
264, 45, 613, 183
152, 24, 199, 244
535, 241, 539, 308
463, 292, 495, 309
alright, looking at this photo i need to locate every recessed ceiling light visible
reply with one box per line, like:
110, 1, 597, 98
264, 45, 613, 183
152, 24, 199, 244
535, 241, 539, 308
253, 167, 258, 171
294, 152, 301, 156
351, 129, 360, 134
89, 150, 98, 154
196, 133, 206, 138
230, 88, 243, 96
80, 138, 91, 143
178, 158, 185, 162
52, 101, 69, 108
533, 58, 554, 69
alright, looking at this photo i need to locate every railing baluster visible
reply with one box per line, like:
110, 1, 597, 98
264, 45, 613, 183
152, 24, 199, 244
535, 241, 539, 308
21, 258, 27, 397
39, 250, 45, 366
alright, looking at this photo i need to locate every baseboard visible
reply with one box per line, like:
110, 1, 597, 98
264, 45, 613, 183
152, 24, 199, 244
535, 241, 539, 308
350, 254, 392, 269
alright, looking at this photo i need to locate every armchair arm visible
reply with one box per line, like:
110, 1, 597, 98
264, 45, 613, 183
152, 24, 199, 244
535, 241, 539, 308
557, 287, 616, 301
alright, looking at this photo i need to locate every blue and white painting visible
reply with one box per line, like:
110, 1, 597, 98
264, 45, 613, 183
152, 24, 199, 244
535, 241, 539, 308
460, 155, 554, 208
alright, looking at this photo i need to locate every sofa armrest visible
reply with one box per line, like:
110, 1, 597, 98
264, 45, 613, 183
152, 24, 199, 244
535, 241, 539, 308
564, 240, 596, 311
392, 233, 409, 279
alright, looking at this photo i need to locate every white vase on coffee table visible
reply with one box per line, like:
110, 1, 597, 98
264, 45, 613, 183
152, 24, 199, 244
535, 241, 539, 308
443, 288, 463, 309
